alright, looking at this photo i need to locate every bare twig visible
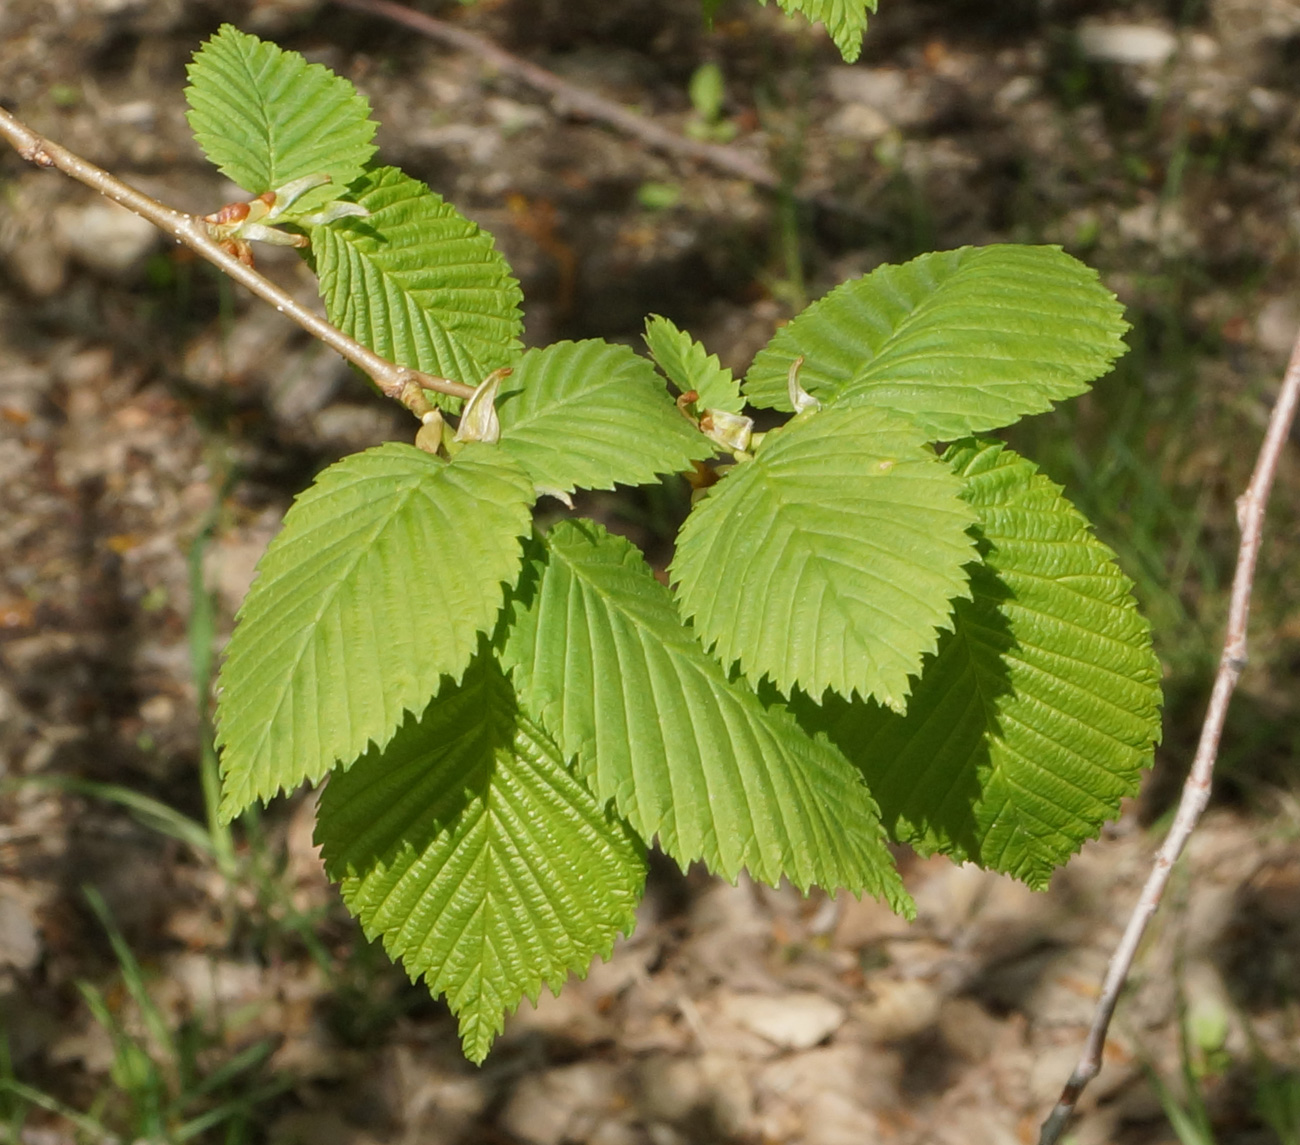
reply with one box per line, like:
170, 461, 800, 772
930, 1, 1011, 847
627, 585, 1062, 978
1037, 331, 1300, 1145
330, 0, 782, 190
0, 106, 476, 408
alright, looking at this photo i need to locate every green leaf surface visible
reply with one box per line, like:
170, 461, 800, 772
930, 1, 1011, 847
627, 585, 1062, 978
496, 340, 715, 495
185, 25, 376, 215
744, 246, 1129, 439
672, 403, 976, 710
316, 654, 645, 1063
643, 316, 744, 415
312, 166, 524, 393
757, 0, 874, 61
501, 519, 911, 907
797, 440, 1162, 887
216, 442, 534, 821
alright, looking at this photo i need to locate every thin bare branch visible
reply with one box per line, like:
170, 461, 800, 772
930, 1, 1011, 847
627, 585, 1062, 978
0, 105, 476, 408
330, 0, 782, 190
1037, 329, 1300, 1145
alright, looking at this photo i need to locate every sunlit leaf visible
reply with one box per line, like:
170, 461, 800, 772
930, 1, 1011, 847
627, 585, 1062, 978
745, 245, 1129, 439
502, 519, 911, 907
216, 442, 534, 820
672, 403, 976, 709
185, 24, 376, 214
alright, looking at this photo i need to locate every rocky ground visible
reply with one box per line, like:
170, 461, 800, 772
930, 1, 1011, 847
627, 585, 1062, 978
3, 0, 1300, 1142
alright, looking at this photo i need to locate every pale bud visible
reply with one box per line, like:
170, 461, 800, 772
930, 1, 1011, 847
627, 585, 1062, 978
787, 355, 821, 413
415, 408, 446, 455
454, 367, 511, 445
699, 408, 754, 452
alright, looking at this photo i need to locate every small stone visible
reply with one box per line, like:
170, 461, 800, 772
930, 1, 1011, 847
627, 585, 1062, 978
854, 978, 941, 1043
638, 1055, 703, 1122
1077, 22, 1177, 65
0, 886, 41, 972
498, 1061, 623, 1145
587, 1122, 642, 1145
170, 953, 264, 1013
506, 977, 612, 1045
756, 1044, 901, 1124
721, 990, 846, 1050
54, 201, 158, 278
1256, 297, 1300, 358
911, 859, 992, 938
638, 1053, 753, 1136
994, 75, 1038, 110
799, 1091, 884, 1145
833, 891, 911, 949
826, 103, 891, 141
827, 66, 933, 128
139, 694, 175, 725
1116, 200, 1194, 256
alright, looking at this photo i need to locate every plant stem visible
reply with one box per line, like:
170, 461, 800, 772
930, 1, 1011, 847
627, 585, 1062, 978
0, 106, 475, 408
1037, 326, 1300, 1145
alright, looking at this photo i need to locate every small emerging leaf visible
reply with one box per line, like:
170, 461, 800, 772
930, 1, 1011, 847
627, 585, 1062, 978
185, 25, 376, 216
744, 245, 1129, 439
672, 403, 976, 709
216, 442, 535, 821
796, 440, 1163, 887
454, 367, 508, 445
644, 316, 744, 414
316, 653, 645, 1063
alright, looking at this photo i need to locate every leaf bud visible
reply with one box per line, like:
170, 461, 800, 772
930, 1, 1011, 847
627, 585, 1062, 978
454, 367, 511, 445
301, 201, 370, 227
787, 355, 821, 413
415, 408, 446, 455
264, 173, 332, 219
700, 408, 754, 452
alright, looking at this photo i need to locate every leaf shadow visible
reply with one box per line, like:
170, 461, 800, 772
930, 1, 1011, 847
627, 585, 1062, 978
314, 649, 509, 887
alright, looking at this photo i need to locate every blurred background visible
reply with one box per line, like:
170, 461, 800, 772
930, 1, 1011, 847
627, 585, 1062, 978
2, 0, 1300, 1142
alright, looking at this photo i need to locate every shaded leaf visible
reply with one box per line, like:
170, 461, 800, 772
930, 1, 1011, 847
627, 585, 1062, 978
316, 653, 645, 1063
796, 440, 1162, 887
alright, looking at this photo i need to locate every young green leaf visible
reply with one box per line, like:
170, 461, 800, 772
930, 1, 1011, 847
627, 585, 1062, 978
495, 340, 716, 495
185, 25, 377, 216
643, 316, 744, 414
501, 519, 912, 909
744, 245, 1129, 439
312, 166, 524, 393
796, 440, 1163, 888
216, 442, 534, 822
757, 0, 874, 62
672, 403, 976, 710
316, 653, 645, 1064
